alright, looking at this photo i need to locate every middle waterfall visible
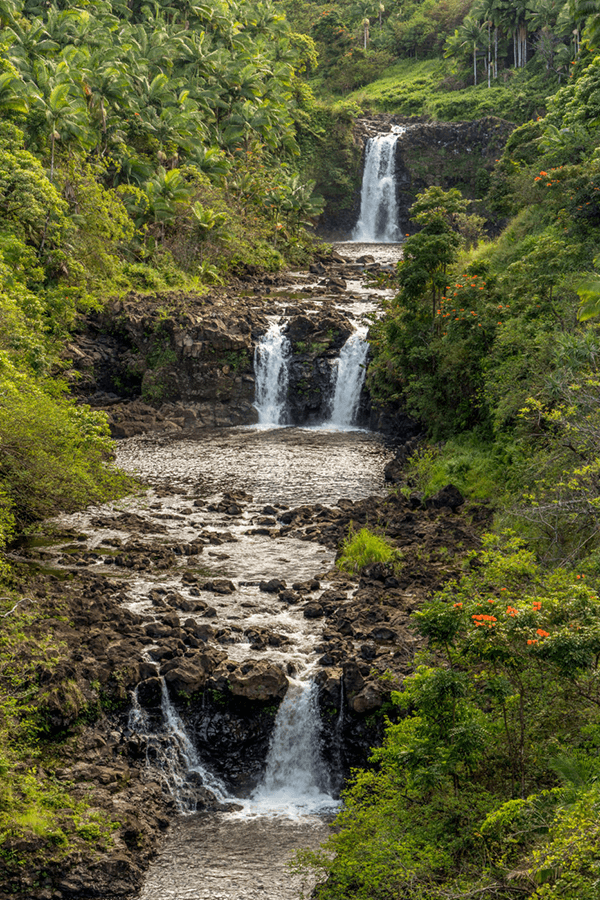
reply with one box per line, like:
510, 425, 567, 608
254, 321, 291, 426
352, 130, 403, 243
327, 328, 369, 428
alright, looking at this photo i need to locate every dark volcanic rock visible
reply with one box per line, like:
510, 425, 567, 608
426, 483, 464, 511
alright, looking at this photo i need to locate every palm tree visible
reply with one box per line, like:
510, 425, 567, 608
458, 17, 485, 84
31, 62, 90, 180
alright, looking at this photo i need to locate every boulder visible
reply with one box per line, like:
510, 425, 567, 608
303, 602, 324, 619
351, 684, 383, 714
211, 660, 288, 701
203, 579, 236, 594
343, 661, 365, 695
426, 483, 464, 511
259, 578, 286, 593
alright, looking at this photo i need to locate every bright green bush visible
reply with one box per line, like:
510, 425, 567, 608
337, 527, 401, 573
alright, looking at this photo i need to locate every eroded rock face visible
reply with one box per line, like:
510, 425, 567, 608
63, 273, 371, 434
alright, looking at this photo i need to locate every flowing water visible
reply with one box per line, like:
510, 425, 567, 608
328, 327, 369, 428
54, 242, 398, 898
254, 321, 291, 427
50, 424, 394, 899
352, 130, 403, 243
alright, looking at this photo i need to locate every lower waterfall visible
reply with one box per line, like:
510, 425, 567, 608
250, 678, 336, 816
131, 677, 337, 817
328, 328, 369, 428
254, 321, 290, 426
129, 679, 228, 814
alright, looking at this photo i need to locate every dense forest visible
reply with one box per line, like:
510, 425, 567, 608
2, 0, 600, 895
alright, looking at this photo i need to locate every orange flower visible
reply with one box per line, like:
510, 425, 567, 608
533, 601, 542, 611
453, 602, 463, 608
536, 628, 550, 638
527, 639, 537, 645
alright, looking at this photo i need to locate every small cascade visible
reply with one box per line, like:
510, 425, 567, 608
254, 322, 291, 426
328, 328, 369, 428
352, 130, 403, 243
249, 679, 337, 816
129, 680, 229, 814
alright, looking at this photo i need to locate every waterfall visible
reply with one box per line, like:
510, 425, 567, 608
250, 679, 337, 815
327, 328, 369, 428
129, 680, 229, 814
254, 322, 291, 426
352, 130, 403, 243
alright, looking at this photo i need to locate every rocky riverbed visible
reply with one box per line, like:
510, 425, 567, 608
1, 424, 486, 899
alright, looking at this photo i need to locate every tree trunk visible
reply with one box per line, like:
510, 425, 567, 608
473, 42, 477, 85
495, 26, 498, 77
488, 23, 491, 88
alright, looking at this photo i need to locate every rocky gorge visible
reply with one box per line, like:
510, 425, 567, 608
0, 241, 491, 899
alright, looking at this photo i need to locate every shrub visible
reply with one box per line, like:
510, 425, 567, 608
337, 527, 401, 574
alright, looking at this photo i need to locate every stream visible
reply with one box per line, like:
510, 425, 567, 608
34, 237, 403, 899
116, 423, 392, 898
130, 242, 400, 898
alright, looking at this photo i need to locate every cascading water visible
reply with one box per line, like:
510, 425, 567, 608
249, 678, 337, 816
327, 327, 369, 428
254, 321, 291, 426
129, 679, 229, 814
352, 129, 403, 243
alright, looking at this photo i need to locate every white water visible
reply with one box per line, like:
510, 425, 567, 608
327, 328, 369, 428
352, 131, 403, 243
248, 678, 337, 817
254, 322, 291, 426
130, 675, 337, 819
129, 679, 228, 814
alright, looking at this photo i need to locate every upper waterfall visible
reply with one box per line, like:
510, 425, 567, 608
352, 130, 403, 243
254, 321, 291, 427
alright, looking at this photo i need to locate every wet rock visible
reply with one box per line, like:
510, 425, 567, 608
259, 578, 286, 593
303, 602, 324, 618
315, 667, 342, 704
343, 661, 365, 695
183, 619, 214, 642
163, 659, 207, 695
279, 589, 301, 604
136, 677, 162, 708
369, 626, 398, 643
351, 684, 383, 714
203, 579, 236, 594
360, 642, 378, 660
211, 660, 288, 701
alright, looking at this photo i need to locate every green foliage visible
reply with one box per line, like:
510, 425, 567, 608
0, 353, 133, 536
298, 533, 600, 899
337, 527, 402, 573
0, 597, 119, 861
408, 435, 510, 501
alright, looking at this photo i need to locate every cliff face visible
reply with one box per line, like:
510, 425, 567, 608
317, 114, 516, 239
